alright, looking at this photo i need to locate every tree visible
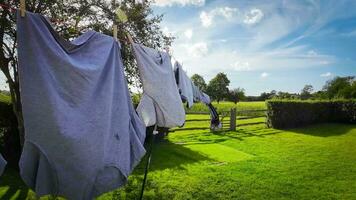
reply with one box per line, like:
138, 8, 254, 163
191, 74, 207, 92
206, 72, 230, 103
0, 0, 173, 146
259, 90, 277, 101
276, 91, 293, 99
229, 88, 245, 104
312, 91, 328, 99
323, 76, 355, 99
300, 84, 313, 100
351, 81, 356, 98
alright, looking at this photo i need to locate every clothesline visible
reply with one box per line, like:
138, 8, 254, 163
0, 7, 221, 200
0, 3, 130, 43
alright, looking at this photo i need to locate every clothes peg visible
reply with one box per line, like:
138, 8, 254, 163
20, 0, 26, 17
116, 8, 128, 23
126, 32, 134, 44
113, 25, 118, 41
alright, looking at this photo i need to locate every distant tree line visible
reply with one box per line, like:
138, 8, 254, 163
191, 73, 246, 104
257, 76, 356, 101
191, 73, 356, 102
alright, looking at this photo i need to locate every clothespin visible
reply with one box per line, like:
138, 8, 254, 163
113, 25, 118, 41
126, 32, 134, 44
116, 8, 128, 23
20, 0, 26, 17
153, 125, 158, 135
115, 8, 130, 42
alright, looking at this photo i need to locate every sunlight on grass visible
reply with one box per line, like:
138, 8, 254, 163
1, 104, 356, 199
185, 143, 253, 163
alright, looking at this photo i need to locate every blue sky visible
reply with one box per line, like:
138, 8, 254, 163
152, 0, 356, 95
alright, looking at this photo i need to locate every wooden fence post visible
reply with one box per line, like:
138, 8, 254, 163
230, 108, 236, 131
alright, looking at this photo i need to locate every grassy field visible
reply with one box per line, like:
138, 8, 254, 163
1, 111, 356, 199
0, 93, 11, 104
187, 101, 266, 117
187, 101, 266, 112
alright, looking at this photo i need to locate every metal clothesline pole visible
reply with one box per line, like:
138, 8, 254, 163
139, 124, 157, 200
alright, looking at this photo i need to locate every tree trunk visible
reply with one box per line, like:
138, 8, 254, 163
0, 56, 24, 147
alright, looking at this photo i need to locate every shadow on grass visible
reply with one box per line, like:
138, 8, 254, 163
287, 123, 356, 137
185, 119, 210, 122
133, 140, 214, 174
237, 122, 265, 127
0, 168, 29, 200
212, 128, 282, 141
172, 127, 210, 132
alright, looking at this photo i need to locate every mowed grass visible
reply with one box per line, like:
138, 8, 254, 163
1, 113, 356, 199
187, 101, 266, 113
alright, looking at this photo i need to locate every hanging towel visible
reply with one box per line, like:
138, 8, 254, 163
0, 154, 6, 175
207, 103, 221, 129
191, 82, 210, 104
201, 92, 211, 104
192, 83, 201, 103
190, 82, 219, 128
174, 62, 194, 108
132, 44, 185, 128
17, 11, 146, 200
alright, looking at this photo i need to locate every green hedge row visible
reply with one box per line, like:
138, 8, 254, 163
266, 100, 356, 128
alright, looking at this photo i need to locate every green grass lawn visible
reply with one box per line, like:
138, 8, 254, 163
1, 113, 356, 199
0, 93, 11, 104
187, 101, 266, 113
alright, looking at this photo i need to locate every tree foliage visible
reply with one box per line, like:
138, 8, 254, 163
300, 84, 313, 100
191, 74, 207, 92
206, 72, 230, 103
323, 76, 355, 99
228, 87, 245, 104
0, 0, 173, 145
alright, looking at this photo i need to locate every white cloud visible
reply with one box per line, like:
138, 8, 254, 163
320, 72, 332, 77
260, 72, 270, 78
244, 8, 264, 25
153, 0, 205, 7
231, 61, 251, 71
200, 7, 238, 27
184, 29, 193, 39
162, 26, 175, 37
307, 50, 318, 56
342, 30, 356, 37
187, 42, 208, 57
200, 11, 213, 27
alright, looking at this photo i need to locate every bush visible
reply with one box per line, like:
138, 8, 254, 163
0, 100, 21, 168
266, 100, 356, 128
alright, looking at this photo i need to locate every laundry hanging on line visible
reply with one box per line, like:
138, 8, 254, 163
132, 43, 186, 128
174, 61, 194, 108
0, 154, 6, 176
173, 61, 221, 130
191, 82, 211, 104
17, 11, 146, 200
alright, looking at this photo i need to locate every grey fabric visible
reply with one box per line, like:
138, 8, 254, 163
132, 44, 185, 128
201, 93, 211, 104
174, 62, 194, 108
192, 83, 201, 103
191, 82, 210, 104
0, 154, 6, 176
17, 11, 146, 200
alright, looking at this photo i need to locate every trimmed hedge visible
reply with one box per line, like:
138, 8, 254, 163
266, 100, 356, 128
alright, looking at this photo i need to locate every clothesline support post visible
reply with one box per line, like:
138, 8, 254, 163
139, 125, 158, 200
230, 108, 236, 131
